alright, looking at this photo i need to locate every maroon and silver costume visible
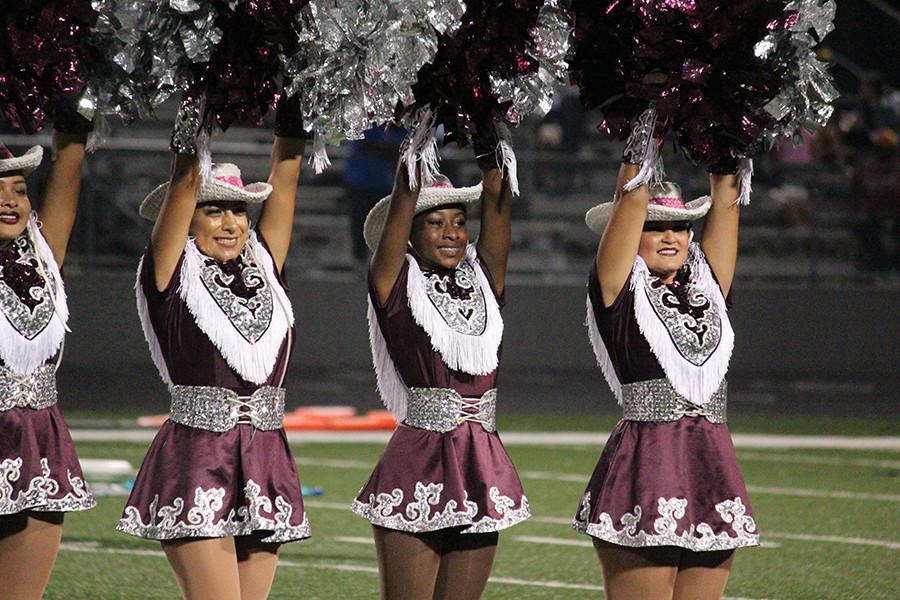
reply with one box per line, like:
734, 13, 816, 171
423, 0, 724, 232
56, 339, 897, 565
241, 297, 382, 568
117, 231, 309, 543
0, 218, 95, 515
573, 244, 759, 551
352, 245, 530, 533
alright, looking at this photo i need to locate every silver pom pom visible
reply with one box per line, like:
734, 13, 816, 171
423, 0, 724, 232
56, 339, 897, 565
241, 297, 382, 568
283, 1, 465, 145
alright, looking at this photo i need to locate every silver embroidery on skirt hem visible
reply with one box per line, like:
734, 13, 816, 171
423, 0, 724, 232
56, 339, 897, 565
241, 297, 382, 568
0, 457, 96, 515
351, 481, 530, 534
117, 480, 310, 543
572, 492, 759, 551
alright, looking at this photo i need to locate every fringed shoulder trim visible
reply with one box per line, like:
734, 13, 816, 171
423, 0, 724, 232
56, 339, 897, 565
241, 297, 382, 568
405, 245, 503, 376
367, 295, 409, 420
134, 254, 173, 387
585, 294, 623, 404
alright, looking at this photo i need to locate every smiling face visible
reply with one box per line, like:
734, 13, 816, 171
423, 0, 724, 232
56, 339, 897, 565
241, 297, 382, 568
0, 172, 31, 246
189, 201, 249, 262
409, 205, 468, 270
637, 220, 691, 283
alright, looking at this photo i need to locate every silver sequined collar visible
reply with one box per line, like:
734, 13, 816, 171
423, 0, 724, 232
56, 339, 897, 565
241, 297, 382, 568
644, 266, 722, 367
420, 257, 487, 336
197, 246, 273, 343
0, 234, 57, 341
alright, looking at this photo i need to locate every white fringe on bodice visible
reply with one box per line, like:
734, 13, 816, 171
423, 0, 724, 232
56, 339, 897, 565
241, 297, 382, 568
136, 232, 294, 386
367, 245, 503, 420
586, 243, 734, 406
0, 216, 68, 376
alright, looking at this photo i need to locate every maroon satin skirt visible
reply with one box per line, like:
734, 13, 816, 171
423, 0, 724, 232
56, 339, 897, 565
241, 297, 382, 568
352, 422, 530, 534
0, 405, 95, 515
117, 420, 310, 543
573, 417, 759, 551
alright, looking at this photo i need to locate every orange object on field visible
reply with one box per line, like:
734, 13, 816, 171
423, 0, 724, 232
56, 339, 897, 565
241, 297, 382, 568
136, 406, 397, 431
282, 407, 396, 430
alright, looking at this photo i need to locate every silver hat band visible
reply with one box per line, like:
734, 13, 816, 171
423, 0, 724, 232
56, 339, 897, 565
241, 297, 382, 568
0, 364, 58, 412
169, 385, 285, 432
405, 388, 497, 433
621, 379, 727, 423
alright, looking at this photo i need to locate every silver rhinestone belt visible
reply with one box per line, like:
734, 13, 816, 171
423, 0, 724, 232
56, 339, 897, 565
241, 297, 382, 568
0, 364, 58, 412
621, 379, 727, 423
169, 385, 285, 432
405, 388, 497, 433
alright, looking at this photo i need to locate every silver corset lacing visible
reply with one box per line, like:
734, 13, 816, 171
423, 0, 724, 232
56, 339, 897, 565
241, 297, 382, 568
405, 388, 497, 433
169, 385, 285, 432
621, 379, 727, 423
0, 364, 58, 412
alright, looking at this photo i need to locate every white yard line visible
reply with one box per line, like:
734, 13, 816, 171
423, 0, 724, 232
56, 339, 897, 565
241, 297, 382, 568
306, 451, 900, 477
736, 452, 900, 470
295, 458, 900, 503
515, 535, 590, 547
520, 469, 586, 482
334, 536, 374, 545
763, 532, 900, 550
304, 500, 352, 511
297, 457, 372, 469
745, 485, 900, 503
70, 429, 900, 451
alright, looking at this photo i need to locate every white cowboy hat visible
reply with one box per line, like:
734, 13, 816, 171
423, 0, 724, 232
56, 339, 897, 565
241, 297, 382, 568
0, 145, 43, 176
139, 163, 273, 221
585, 182, 712, 234
363, 176, 483, 250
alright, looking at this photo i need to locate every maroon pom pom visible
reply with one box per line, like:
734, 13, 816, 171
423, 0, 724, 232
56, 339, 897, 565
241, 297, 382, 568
197, 0, 309, 132
0, 2, 98, 133
569, 0, 822, 167
398, 0, 549, 149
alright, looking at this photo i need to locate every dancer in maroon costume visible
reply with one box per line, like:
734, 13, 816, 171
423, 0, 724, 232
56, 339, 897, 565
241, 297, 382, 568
117, 99, 310, 600
0, 125, 96, 600
573, 121, 759, 598
352, 158, 530, 600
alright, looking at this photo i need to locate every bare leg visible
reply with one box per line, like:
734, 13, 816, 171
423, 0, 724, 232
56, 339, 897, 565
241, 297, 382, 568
594, 540, 678, 600
672, 550, 734, 600
235, 535, 281, 600
162, 537, 242, 600
433, 531, 498, 600
0, 512, 64, 600
372, 525, 442, 600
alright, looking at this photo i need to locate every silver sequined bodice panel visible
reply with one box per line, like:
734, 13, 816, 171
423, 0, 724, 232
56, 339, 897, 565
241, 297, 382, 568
0, 235, 57, 341
644, 277, 722, 367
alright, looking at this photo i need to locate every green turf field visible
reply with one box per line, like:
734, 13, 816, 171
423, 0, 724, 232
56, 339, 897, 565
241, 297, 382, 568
43, 419, 900, 600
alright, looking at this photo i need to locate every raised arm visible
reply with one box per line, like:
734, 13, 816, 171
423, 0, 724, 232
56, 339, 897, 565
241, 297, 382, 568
596, 163, 649, 307
370, 162, 420, 305
38, 131, 88, 267
257, 136, 305, 271
475, 167, 511, 295
150, 153, 201, 291
700, 173, 740, 297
